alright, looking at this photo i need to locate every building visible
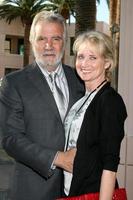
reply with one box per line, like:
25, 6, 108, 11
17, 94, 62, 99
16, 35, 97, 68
0, 18, 24, 78
1, 2, 133, 198
0, 18, 109, 79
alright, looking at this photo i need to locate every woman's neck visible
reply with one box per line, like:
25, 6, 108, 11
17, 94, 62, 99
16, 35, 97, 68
86, 79, 107, 93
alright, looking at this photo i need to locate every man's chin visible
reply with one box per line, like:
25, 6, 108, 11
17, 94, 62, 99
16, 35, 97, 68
38, 61, 60, 71
45, 64, 58, 72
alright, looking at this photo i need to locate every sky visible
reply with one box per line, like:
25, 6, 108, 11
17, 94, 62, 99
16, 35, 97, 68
96, 0, 109, 24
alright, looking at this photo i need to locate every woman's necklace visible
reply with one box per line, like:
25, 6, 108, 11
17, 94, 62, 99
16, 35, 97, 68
77, 79, 107, 113
65, 79, 107, 150
94, 79, 107, 90
86, 79, 107, 94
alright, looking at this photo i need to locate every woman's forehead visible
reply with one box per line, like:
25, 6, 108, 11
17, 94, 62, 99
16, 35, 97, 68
78, 41, 101, 55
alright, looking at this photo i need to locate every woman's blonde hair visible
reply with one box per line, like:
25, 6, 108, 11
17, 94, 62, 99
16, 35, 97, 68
73, 31, 115, 80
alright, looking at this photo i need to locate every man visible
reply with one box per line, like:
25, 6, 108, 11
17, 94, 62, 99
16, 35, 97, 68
0, 11, 84, 200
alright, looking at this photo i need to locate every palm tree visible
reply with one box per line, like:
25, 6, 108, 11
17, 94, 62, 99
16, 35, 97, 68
109, 0, 120, 90
0, 0, 58, 66
66, 0, 109, 36
75, 0, 96, 36
51, 0, 75, 22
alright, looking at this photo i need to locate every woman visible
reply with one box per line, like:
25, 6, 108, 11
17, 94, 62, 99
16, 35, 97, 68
63, 31, 127, 200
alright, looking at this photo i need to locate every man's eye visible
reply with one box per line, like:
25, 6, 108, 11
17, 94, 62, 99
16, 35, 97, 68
52, 37, 62, 41
37, 37, 45, 41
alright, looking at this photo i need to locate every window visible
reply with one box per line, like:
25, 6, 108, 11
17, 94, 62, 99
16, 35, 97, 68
5, 68, 19, 75
18, 38, 24, 55
5, 38, 11, 53
5, 35, 24, 55
70, 37, 74, 56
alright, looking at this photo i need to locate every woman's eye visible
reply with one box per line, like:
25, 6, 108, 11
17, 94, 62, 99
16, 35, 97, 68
90, 56, 96, 60
77, 55, 84, 60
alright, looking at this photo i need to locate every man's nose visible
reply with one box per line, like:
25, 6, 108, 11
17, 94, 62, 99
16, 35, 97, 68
45, 39, 53, 49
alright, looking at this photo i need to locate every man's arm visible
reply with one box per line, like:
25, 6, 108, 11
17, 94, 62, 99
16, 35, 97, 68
0, 76, 57, 179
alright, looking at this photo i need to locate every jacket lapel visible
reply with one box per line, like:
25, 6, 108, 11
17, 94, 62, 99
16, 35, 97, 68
26, 62, 62, 120
63, 65, 84, 112
63, 65, 75, 110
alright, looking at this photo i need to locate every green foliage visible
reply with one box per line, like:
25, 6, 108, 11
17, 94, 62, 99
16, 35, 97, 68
0, 0, 109, 24
0, 0, 57, 24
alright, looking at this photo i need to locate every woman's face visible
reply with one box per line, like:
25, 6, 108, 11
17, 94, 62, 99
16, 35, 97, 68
76, 42, 110, 89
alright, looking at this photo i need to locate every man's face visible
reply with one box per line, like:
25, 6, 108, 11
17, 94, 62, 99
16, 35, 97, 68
32, 21, 65, 72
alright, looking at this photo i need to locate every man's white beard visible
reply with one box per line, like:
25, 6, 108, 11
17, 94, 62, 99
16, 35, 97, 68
33, 49, 64, 72
38, 59, 61, 72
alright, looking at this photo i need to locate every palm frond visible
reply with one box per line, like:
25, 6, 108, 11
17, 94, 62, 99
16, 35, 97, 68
0, 0, 57, 24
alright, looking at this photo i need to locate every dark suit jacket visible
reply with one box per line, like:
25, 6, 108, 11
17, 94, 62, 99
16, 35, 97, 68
69, 82, 127, 196
0, 62, 84, 200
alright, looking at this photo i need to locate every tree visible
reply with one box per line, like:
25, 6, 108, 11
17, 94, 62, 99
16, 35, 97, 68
74, 0, 109, 36
0, 0, 58, 66
109, 0, 120, 90
75, 0, 96, 36
51, 0, 75, 22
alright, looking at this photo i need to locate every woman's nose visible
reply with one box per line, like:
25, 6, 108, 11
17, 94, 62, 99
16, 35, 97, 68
82, 58, 90, 65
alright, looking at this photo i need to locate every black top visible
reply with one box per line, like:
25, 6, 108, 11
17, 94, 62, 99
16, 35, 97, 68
69, 82, 127, 196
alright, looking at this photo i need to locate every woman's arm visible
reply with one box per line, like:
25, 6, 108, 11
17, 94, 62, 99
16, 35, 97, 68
99, 169, 116, 200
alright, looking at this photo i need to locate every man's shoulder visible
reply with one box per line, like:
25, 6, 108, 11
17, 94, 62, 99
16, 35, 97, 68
63, 64, 85, 93
0, 63, 36, 90
62, 64, 74, 70
5, 63, 35, 80
62, 64, 77, 77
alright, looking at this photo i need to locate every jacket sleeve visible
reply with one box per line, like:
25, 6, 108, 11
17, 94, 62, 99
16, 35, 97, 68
99, 91, 127, 172
0, 76, 57, 179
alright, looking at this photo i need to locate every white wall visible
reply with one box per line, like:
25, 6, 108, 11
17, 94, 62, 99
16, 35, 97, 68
118, 1, 133, 199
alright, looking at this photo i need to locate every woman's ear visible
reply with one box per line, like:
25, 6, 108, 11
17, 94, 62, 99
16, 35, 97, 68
104, 59, 111, 69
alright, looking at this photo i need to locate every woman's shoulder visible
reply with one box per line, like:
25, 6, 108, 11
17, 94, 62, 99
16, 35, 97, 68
98, 82, 123, 103
97, 82, 127, 117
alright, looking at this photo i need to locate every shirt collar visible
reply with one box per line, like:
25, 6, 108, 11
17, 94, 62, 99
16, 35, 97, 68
36, 61, 64, 79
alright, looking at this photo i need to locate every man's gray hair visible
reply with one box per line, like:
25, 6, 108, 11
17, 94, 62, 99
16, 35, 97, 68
29, 11, 67, 44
